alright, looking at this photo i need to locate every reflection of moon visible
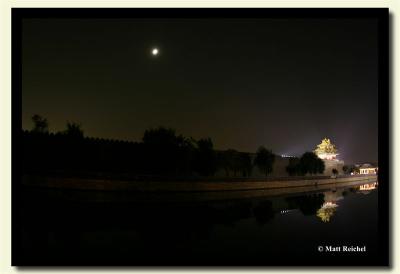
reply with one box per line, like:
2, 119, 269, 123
151, 48, 159, 56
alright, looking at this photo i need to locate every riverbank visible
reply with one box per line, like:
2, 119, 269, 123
20, 178, 377, 204
21, 174, 377, 192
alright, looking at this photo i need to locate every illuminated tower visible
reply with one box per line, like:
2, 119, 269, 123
314, 138, 339, 161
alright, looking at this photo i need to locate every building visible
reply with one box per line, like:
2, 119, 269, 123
314, 138, 344, 175
359, 163, 378, 175
214, 138, 345, 178
314, 138, 338, 160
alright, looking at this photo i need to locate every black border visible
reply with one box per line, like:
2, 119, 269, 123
12, 8, 390, 267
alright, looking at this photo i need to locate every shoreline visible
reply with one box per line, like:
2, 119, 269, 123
21, 174, 377, 192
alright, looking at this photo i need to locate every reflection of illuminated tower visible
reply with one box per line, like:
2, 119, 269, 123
316, 190, 344, 222
314, 138, 339, 160
317, 202, 338, 222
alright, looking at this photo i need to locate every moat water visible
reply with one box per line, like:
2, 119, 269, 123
16, 180, 379, 265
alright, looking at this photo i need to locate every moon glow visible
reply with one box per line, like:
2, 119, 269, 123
151, 48, 159, 56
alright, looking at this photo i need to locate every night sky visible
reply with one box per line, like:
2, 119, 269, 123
22, 17, 378, 164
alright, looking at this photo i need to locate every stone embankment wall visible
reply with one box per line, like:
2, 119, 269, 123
22, 174, 377, 192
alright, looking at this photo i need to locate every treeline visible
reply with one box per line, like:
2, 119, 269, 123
22, 115, 325, 178
285, 152, 325, 176
23, 115, 277, 177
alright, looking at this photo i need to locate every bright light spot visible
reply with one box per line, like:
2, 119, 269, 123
281, 154, 295, 158
152, 48, 159, 56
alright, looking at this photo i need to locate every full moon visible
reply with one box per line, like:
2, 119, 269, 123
151, 48, 159, 56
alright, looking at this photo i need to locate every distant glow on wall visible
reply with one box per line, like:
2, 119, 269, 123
281, 154, 295, 158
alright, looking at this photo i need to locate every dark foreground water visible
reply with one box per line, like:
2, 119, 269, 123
15, 181, 380, 266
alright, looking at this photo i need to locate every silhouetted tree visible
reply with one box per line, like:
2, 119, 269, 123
195, 138, 217, 176
218, 149, 237, 176
239, 152, 253, 177
286, 152, 325, 176
143, 127, 178, 147
176, 136, 197, 175
142, 127, 185, 175
316, 158, 325, 174
217, 150, 253, 177
31, 114, 48, 133
286, 157, 301, 176
231, 150, 243, 176
254, 146, 275, 176
299, 152, 325, 175
342, 164, 358, 175
64, 122, 84, 138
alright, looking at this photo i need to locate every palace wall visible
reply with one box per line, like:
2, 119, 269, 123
214, 155, 345, 178
322, 159, 344, 176
251, 156, 291, 177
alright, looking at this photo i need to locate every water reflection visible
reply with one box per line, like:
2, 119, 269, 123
317, 202, 338, 222
314, 188, 344, 223
253, 200, 275, 225
286, 194, 325, 216
18, 180, 379, 265
359, 182, 378, 192
314, 182, 378, 222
